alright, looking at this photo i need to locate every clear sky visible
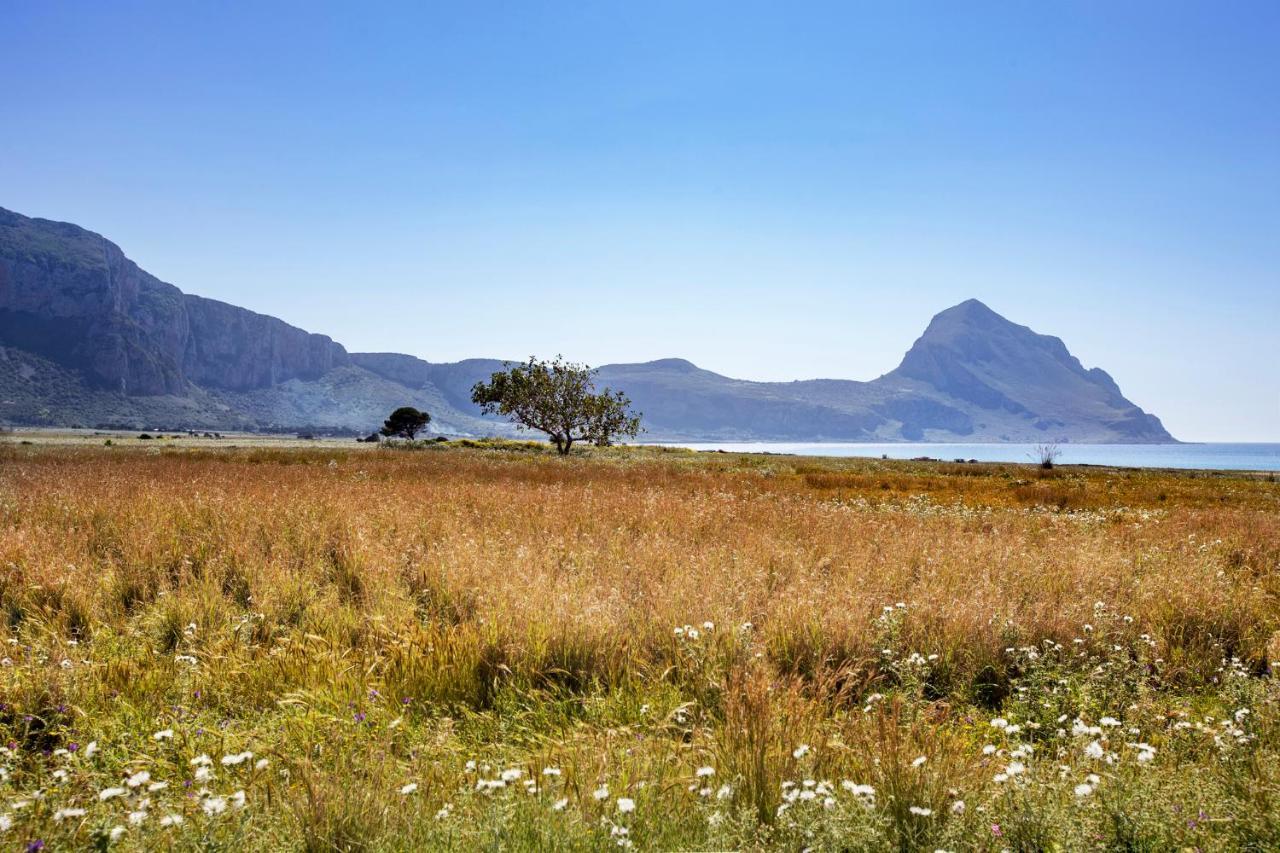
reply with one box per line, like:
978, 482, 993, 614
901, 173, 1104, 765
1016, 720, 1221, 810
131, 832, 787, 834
3, 2, 1277, 441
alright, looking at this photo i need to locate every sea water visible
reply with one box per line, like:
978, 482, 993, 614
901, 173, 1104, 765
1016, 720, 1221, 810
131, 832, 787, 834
662, 442, 1280, 472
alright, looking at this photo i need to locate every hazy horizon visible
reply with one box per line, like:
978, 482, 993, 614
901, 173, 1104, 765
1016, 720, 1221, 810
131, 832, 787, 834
3, 3, 1277, 441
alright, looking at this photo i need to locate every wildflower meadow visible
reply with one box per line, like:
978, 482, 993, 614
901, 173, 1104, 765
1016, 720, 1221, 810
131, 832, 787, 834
0, 440, 1277, 850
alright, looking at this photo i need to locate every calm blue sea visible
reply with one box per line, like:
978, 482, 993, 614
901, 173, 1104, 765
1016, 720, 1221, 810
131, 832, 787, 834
662, 442, 1280, 472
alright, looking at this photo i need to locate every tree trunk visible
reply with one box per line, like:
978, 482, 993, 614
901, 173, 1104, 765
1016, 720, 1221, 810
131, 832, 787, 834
559, 437, 573, 455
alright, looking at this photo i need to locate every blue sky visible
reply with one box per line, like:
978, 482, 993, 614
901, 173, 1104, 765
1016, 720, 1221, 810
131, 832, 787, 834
3, 2, 1277, 440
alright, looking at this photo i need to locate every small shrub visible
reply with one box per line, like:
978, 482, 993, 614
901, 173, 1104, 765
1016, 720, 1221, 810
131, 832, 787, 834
1032, 442, 1061, 469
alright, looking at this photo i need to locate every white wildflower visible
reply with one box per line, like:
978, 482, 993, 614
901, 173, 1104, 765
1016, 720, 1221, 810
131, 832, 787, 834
617, 797, 635, 813
841, 781, 875, 800
99, 786, 128, 800
400, 783, 418, 795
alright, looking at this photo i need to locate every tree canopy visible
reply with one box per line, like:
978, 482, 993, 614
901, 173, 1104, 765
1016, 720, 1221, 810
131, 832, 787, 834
380, 406, 431, 440
470, 356, 641, 455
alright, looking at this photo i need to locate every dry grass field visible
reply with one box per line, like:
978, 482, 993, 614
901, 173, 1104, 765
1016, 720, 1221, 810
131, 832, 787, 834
0, 439, 1278, 850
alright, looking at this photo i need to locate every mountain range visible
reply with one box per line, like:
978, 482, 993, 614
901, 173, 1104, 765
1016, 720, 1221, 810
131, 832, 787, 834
0, 206, 1173, 442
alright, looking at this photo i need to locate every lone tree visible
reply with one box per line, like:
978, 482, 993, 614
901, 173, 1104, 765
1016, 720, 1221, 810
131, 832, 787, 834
380, 406, 431, 440
471, 356, 642, 455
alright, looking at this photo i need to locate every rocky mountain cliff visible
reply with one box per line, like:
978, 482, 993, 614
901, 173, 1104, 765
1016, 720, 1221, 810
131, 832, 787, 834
0, 208, 348, 396
0, 206, 1174, 442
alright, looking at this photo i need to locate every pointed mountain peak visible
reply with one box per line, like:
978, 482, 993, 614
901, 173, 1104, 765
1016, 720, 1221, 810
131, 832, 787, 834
876, 300, 1170, 441
940, 297, 997, 317
921, 299, 1016, 337
894, 299, 1072, 383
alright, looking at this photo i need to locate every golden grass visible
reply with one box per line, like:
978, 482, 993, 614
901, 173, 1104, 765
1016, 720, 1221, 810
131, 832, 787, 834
0, 442, 1278, 849
4, 445, 1275, 684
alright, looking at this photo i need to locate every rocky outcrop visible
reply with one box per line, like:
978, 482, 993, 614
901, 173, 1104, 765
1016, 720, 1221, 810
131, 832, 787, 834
182, 295, 348, 390
0, 209, 188, 394
878, 299, 1173, 441
0, 207, 349, 395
